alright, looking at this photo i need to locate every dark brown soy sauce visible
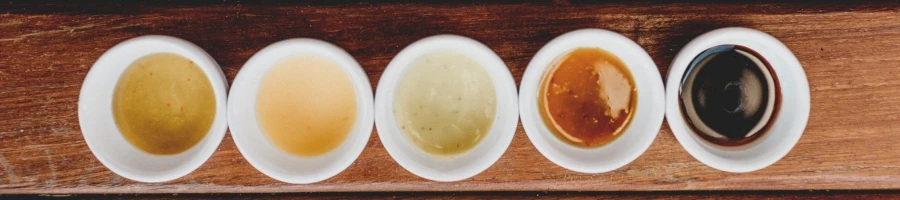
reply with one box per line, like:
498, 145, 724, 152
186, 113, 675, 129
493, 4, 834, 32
679, 45, 781, 147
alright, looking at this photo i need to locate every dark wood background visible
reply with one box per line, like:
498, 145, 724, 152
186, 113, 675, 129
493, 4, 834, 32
2, 0, 900, 196
7, 191, 900, 199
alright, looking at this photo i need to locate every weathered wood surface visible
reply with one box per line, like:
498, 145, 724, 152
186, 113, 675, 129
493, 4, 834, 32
2, 1, 900, 194
9, 191, 900, 199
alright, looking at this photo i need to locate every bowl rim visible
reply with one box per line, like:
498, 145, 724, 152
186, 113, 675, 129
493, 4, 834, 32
664, 27, 810, 173
78, 35, 229, 182
227, 38, 374, 184
374, 34, 519, 182
519, 28, 666, 173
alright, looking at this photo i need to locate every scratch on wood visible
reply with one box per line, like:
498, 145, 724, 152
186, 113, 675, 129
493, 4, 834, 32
633, 16, 641, 43
78, 161, 95, 186
814, 165, 900, 173
394, 165, 401, 179
0, 153, 18, 184
38, 194, 72, 197
108, 173, 122, 186
0, 19, 24, 27
43, 149, 56, 186
0, 24, 92, 42
0, 23, 142, 43
50, 127, 71, 136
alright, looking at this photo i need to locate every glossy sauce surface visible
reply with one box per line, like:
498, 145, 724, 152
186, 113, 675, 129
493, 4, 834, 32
539, 48, 637, 147
112, 53, 216, 155
256, 55, 358, 157
679, 45, 780, 146
393, 51, 496, 156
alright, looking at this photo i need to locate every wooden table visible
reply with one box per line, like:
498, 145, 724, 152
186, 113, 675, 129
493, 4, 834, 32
2, 1, 900, 195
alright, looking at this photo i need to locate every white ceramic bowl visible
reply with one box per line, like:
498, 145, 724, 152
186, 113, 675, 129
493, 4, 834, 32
374, 35, 519, 182
665, 27, 810, 173
520, 29, 665, 173
78, 35, 229, 182
228, 39, 374, 184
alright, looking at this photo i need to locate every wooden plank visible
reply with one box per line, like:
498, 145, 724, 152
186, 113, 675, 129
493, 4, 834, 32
2, 1, 900, 194
8, 191, 900, 199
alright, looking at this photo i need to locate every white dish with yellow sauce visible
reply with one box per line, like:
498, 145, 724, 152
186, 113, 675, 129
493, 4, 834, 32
228, 39, 374, 184
79, 35, 229, 183
375, 35, 518, 182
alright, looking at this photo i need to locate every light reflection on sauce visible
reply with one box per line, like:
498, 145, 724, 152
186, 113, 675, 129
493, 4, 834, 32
538, 48, 637, 147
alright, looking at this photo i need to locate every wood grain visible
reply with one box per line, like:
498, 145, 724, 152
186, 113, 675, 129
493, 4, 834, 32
9, 191, 900, 199
2, 1, 900, 194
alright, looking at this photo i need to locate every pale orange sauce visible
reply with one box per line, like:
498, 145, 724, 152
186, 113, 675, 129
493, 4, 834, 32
256, 55, 358, 157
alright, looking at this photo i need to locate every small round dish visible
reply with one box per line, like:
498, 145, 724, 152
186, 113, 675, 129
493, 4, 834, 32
78, 35, 229, 182
519, 29, 665, 173
228, 39, 374, 184
374, 35, 518, 182
665, 27, 810, 173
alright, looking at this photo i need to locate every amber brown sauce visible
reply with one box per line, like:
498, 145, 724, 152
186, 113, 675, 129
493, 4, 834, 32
538, 48, 638, 147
